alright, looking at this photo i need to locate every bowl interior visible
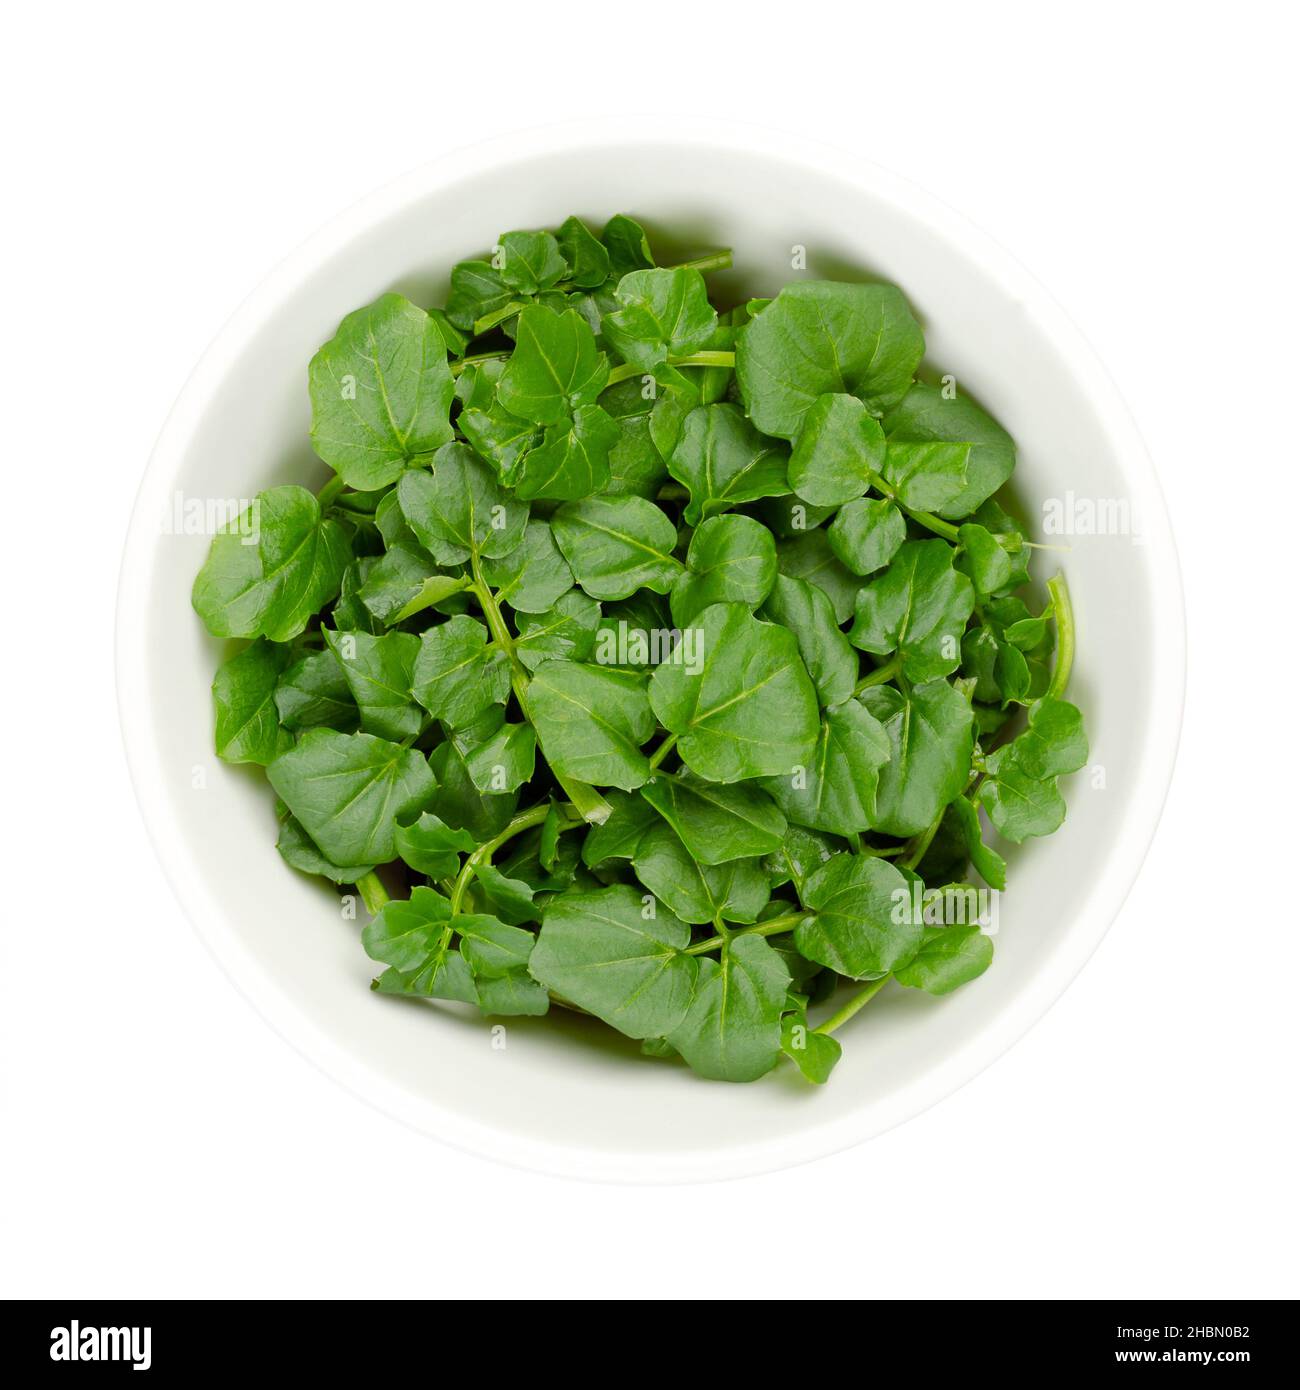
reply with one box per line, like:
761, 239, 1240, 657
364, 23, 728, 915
119, 131, 1180, 1180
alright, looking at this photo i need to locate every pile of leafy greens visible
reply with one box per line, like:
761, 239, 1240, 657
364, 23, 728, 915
193, 214, 1087, 1084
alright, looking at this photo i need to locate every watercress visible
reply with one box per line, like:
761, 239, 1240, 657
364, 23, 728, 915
194, 213, 1088, 1085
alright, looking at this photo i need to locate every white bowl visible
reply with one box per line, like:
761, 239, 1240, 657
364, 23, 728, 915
117, 122, 1185, 1182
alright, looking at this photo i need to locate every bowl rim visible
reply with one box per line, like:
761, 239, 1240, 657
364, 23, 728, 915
115, 119, 1186, 1183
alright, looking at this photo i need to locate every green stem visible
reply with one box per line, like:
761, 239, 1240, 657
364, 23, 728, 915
646, 732, 678, 771
685, 911, 809, 955
1046, 572, 1075, 700
450, 350, 509, 377
356, 871, 390, 915
854, 655, 903, 694
470, 556, 612, 825
815, 975, 891, 1035
317, 475, 346, 508
866, 470, 961, 542
472, 300, 530, 336
604, 350, 736, 389
668, 250, 732, 274
900, 811, 944, 870
449, 802, 558, 915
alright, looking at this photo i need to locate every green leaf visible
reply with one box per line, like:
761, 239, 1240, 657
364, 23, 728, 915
412, 615, 511, 730
581, 790, 659, 867
507, 404, 619, 501
880, 440, 970, 511
737, 281, 924, 439
667, 403, 790, 526
212, 639, 292, 764
393, 811, 476, 878
428, 739, 517, 842
1003, 697, 1089, 778
453, 717, 536, 794
781, 1009, 842, 1084
192, 486, 349, 641
529, 884, 697, 1039
276, 813, 374, 885
525, 660, 655, 790
761, 699, 891, 836
895, 925, 994, 995
949, 796, 1007, 891
669, 514, 777, 627
397, 444, 528, 563
859, 680, 975, 837
557, 215, 611, 289
362, 888, 478, 1004
760, 573, 856, 707
456, 913, 537, 977
446, 260, 512, 332
882, 384, 1015, 520
797, 853, 921, 978
498, 230, 567, 294
497, 305, 609, 425
850, 539, 975, 681
355, 541, 440, 625
475, 970, 550, 1016
459, 362, 542, 475
268, 729, 436, 865
482, 520, 574, 614
776, 529, 860, 623
308, 293, 455, 490
762, 824, 839, 893
603, 268, 717, 369
551, 495, 682, 600
632, 822, 770, 925
956, 522, 1014, 596
978, 756, 1067, 842
514, 590, 601, 670
602, 214, 655, 276
323, 628, 422, 742
648, 603, 820, 782
666, 934, 790, 1082
472, 864, 538, 925
606, 414, 669, 499
275, 647, 357, 732
639, 772, 786, 865
787, 393, 886, 506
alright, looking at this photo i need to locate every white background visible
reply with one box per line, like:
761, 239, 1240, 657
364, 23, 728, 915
3, 1, 1297, 1299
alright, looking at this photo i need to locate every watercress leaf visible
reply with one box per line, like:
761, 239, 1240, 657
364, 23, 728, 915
1003, 612, 1051, 651
475, 970, 550, 1016
649, 602, 820, 782
445, 260, 512, 332
850, 539, 975, 681
332, 556, 383, 634
956, 522, 1013, 597
737, 281, 925, 439
882, 384, 1015, 520
949, 795, 1007, 891
797, 853, 921, 978
895, 925, 994, 995
593, 592, 672, 670
603, 268, 717, 369
323, 628, 422, 742
859, 680, 975, 836
393, 810, 477, 878
580, 790, 660, 868
666, 934, 790, 1082
390, 572, 474, 625
268, 728, 436, 865
507, 403, 618, 501
557, 215, 611, 289
192, 486, 349, 641
356, 540, 442, 624
762, 823, 841, 893
428, 739, 518, 841
551, 495, 682, 600
529, 884, 696, 1039
497, 305, 609, 425
472, 864, 538, 925
639, 771, 787, 865
632, 822, 770, 925
361, 884, 453, 972
455, 913, 536, 978
428, 308, 468, 358
668, 403, 790, 526
275, 646, 358, 732
525, 660, 655, 791
372, 953, 478, 1005
760, 573, 856, 707
606, 414, 669, 499
412, 614, 511, 730
308, 293, 454, 490
498, 230, 567, 294
212, 639, 293, 765
787, 393, 886, 506
482, 520, 574, 614
776, 529, 860, 623
880, 440, 971, 511
397, 444, 528, 562
780, 1007, 842, 1084
978, 756, 1066, 842
751, 494, 838, 539
459, 391, 542, 477
669, 514, 777, 627
453, 719, 536, 793
761, 699, 891, 836
276, 812, 374, 884
601, 214, 655, 276
969, 499, 1031, 590
514, 589, 602, 671
1003, 697, 1089, 778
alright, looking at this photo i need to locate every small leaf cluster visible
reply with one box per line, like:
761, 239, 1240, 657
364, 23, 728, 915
194, 214, 1088, 1085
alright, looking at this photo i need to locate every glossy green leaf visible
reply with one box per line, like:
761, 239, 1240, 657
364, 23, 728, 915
762, 699, 891, 835
787, 393, 886, 506
776, 529, 860, 623
213, 639, 292, 764
482, 520, 574, 614
498, 230, 567, 295
667, 403, 790, 525
513, 590, 601, 670
632, 822, 770, 925
497, 305, 609, 425
323, 628, 422, 742
957, 522, 1014, 596
781, 1009, 842, 1084
412, 615, 511, 730
393, 810, 476, 878
760, 573, 856, 707
276, 813, 374, 885
880, 440, 970, 511
601, 214, 655, 276
551, 495, 682, 600
949, 795, 1007, 891
603, 268, 717, 368
581, 790, 660, 868
797, 853, 921, 978
826, 497, 906, 577
525, 660, 654, 790
639, 772, 786, 865
275, 647, 357, 732
895, 925, 994, 995
507, 403, 618, 501
850, 539, 975, 681
557, 215, 611, 289
397, 444, 527, 563
669, 514, 777, 627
